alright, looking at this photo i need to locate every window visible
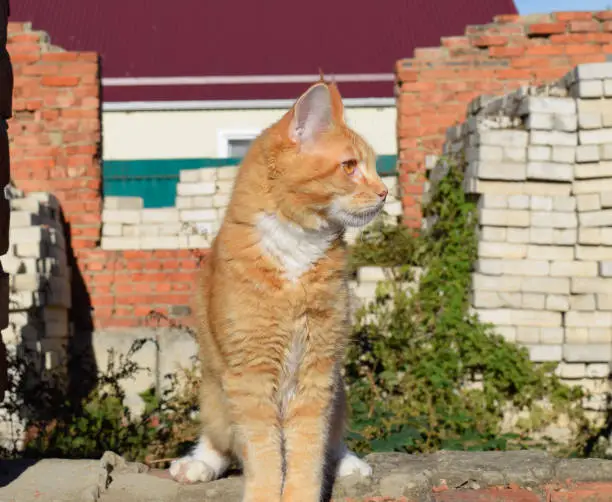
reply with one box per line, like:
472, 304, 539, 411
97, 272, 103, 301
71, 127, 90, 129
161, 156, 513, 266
227, 138, 253, 158
217, 130, 260, 158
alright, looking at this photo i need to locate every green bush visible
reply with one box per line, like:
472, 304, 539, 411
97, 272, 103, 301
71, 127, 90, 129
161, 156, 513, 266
344, 159, 592, 455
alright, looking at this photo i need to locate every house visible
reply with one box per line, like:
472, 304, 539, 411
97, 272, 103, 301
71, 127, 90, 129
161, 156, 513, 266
11, 0, 517, 207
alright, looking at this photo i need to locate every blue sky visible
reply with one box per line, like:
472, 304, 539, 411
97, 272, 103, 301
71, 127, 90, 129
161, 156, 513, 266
515, 0, 612, 14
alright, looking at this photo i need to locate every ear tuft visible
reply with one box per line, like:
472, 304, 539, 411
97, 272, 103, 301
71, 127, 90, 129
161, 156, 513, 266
290, 83, 332, 144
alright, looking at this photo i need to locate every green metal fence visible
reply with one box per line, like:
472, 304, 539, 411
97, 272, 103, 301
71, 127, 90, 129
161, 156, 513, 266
103, 155, 397, 208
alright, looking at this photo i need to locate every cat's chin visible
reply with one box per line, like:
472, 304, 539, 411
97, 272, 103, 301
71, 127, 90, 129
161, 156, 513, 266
328, 204, 384, 228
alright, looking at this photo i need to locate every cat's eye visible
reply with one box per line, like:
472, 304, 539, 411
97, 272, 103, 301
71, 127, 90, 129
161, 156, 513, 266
341, 159, 358, 175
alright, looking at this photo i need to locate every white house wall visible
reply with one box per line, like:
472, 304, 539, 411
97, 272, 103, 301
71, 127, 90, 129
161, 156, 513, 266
102, 106, 397, 160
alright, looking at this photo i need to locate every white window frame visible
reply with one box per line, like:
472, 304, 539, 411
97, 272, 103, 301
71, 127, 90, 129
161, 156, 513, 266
217, 129, 261, 158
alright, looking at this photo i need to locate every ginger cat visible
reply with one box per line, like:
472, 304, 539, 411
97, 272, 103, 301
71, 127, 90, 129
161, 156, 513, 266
169, 78, 388, 501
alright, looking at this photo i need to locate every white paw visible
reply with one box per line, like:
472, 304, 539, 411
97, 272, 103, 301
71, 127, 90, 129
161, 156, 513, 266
169, 437, 230, 484
169, 457, 218, 484
336, 450, 372, 478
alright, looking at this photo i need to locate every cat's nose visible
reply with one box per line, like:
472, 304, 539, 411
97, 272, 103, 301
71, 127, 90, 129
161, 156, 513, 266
378, 188, 388, 201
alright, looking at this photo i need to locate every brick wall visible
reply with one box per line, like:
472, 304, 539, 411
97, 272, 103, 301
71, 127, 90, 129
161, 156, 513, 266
5, 23, 205, 331
396, 10, 612, 228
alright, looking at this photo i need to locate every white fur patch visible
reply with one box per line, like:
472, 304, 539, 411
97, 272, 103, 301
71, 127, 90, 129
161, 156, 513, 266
337, 449, 373, 478
278, 317, 308, 417
169, 437, 230, 484
256, 213, 338, 282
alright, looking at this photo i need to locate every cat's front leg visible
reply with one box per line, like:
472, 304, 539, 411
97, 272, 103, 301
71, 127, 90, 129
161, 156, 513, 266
225, 367, 284, 502
280, 356, 335, 502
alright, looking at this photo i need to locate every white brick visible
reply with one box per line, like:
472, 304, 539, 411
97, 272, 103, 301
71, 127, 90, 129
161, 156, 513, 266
179, 169, 201, 183
572, 80, 604, 98
600, 143, 612, 160
101, 237, 140, 250
570, 294, 596, 311
141, 208, 179, 223
496, 326, 517, 342
599, 261, 612, 277
522, 293, 545, 309
471, 162, 526, 181
466, 146, 503, 162
465, 180, 571, 197
566, 328, 589, 343
553, 114, 578, 132
527, 245, 574, 261
139, 225, 160, 237
566, 311, 612, 327
605, 80, 612, 97
476, 130, 529, 147
192, 196, 214, 208
528, 345, 563, 362
472, 273, 522, 292
102, 209, 141, 225
103, 196, 143, 210
176, 182, 216, 196
578, 227, 601, 244
504, 259, 550, 276
478, 209, 530, 227
588, 328, 612, 343
527, 162, 572, 181
478, 242, 526, 259
563, 344, 611, 363
503, 146, 526, 163
530, 195, 553, 211
600, 191, 612, 207
516, 327, 540, 344
508, 194, 530, 209
576, 193, 601, 212
573, 277, 612, 294
479, 226, 506, 242
546, 294, 569, 311
579, 128, 612, 145
471, 291, 521, 308
553, 228, 577, 244
575, 63, 612, 80
551, 146, 575, 164
531, 211, 578, 228
576, 245, 612, 260
216, 180, 235, 194
507, 228, 529, 243
519, 96, 576, 115
573, 178, 612, 194
175, 197, 193, 209
558, 363, 586, 379
180, 209, 218, 222
521, 276, 570, 294
576, 145, 599, 163
530, 130, 577, 146
540, 327, 564, 344
550, 260, 597, 277
528, 146, 551, 161
474, 259, 503, 275
477, 194, 508, 209
553, 195, 576, 212
213, 194, 231, 208
578, 111, 602, 130
575, 162, 612, 179
102, 223, 122, 237
525, 113, 553, 130
217, 166, 239, 180
476, 308, 561, 327
586, 364, 609, 378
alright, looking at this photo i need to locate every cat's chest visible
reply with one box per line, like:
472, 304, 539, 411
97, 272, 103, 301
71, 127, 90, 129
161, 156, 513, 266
256, 213, 338, 283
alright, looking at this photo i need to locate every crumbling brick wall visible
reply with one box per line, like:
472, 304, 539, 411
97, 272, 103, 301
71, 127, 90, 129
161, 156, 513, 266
397, 10, 612, 229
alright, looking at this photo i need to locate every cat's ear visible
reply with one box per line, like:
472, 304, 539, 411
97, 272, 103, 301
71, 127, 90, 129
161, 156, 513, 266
289, 83, 332, 144
328, 81, 345, 122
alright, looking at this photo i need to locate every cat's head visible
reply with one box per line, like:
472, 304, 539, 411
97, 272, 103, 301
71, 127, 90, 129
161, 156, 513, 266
267, 80, 388, 231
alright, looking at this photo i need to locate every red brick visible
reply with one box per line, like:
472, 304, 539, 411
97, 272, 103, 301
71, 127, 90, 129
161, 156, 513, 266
41, 75, 80, 87
434, 487, 540, 501
489, 46, 525, 57
494, 14, 521, 23
550, 482, 612, 501
568, 20, 600, 32
595, 11, 612, 20
471, 35, 508, 47
565, 44, 602, 54
555, 12, 595, 21
528, 22, 567, 35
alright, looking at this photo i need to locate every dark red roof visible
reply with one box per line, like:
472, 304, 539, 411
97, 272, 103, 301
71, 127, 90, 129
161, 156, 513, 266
11, 0, 517, 102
